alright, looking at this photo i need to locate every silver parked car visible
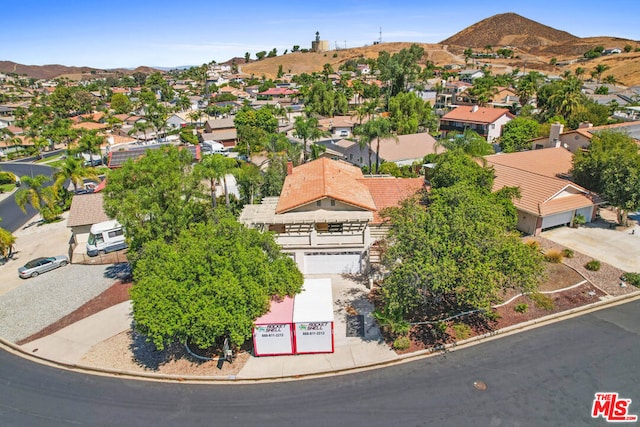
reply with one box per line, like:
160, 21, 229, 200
18, 255, 69, 279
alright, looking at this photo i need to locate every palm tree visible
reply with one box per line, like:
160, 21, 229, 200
574, 67, 585, 80
548, 77, 585, 119
294, 116, 324, 162
14, 174, 57, 219
309, 143, 327, 160
355, 117, 396, 173
75, 130, 104, 166
128, 121, 149, 143
603, 75, 617, 85
516, 71, 543, 106
196, 154, 237, 208
0, 217, 16, 261
593, 63, 610, 84
54, 156, 98, 192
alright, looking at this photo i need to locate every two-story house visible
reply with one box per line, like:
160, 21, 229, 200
439, 105, 513, 143
239, 158, 424, 274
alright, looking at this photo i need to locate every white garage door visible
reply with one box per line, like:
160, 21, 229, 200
541, 211, 574, 230
304, 252, 362, 275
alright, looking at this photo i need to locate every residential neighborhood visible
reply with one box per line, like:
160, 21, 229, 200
1, 7, 640, 425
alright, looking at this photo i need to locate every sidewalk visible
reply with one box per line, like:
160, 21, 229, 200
20, 301, 132, 365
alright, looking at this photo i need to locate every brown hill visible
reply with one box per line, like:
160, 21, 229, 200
441, 12, 577, 49
0, 61, 105, 80
0, 61, 162, 81
240, 42, 461, 79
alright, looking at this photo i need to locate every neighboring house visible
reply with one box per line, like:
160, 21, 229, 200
107, 143, 201, 168
484, 147, 602, 235
0, 116, 15, 128
334, 132, 441, 167
531, 121, 640, 152
166, 113, 187, 129
200, 129, 237, 148
318, 116, 358, 139
239, 158, 424, 274
257, 87, 299, 99
66, 192, 111, 262
204, 117, 235, 133
458, 69, 484, 83
439, 105, 513, 143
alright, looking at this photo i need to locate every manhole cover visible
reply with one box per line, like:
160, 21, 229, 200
473, 381, 487, 391
346, 315, 364, 337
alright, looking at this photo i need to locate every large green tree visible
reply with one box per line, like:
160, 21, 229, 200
380, 151, 544, 319
103, 146, 208, 261
131, 213, 303, 350
355, 117, 395, 173
572, 130, 640, 225
0, 217, 16, 260
294, 116, 324, 162
387, 91, 438, 135
195, 154, 238, 208
499, 117, 541, 153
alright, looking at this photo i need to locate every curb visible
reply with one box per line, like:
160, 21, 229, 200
1, 290, 639, 384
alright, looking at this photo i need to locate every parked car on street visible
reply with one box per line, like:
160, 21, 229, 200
18, 255, 69, 279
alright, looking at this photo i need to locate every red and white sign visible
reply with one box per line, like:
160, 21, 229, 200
592, 392, 638, 423
252, 297, 294, 356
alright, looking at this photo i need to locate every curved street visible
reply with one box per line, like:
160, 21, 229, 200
0, 162, 56, 233
1, 299, 638, 426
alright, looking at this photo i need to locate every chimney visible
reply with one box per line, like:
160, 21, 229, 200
578, 122, 593, 129
549, 122, 564, 147
286, 161, 293, 176
471, 105, 479, 113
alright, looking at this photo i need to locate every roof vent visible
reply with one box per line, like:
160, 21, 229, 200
471, 105, 479, 113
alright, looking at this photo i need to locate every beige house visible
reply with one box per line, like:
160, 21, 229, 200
334, 132, 441, 167
66, 192, 111, 262
485, 147, 601, 235
531, 121, 640, 152
239, 158, 424, 274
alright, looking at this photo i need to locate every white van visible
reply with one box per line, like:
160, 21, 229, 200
87, 220, 127, 256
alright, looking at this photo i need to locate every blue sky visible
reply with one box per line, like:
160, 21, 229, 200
4, 0, 640, 69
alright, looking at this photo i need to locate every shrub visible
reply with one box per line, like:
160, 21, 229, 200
573, 214, 586, 226
562, 248, 575, 258
484, 310, 501, 321
524, 239, 540, 251
544, 249, 564, 263
514, 303, 528, 313
621, 273, 640, 287
585, 260, 601, 271
452, 323, 472, 340
392, 336, 411, 351
529, 292, 554, 310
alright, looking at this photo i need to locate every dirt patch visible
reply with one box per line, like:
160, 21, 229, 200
80, 330, 248, 377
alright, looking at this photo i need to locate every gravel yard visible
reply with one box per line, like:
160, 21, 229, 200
0, 263, 118, 342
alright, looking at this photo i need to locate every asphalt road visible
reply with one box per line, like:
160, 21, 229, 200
0, 163, 55, 233
0, 299, 638, 426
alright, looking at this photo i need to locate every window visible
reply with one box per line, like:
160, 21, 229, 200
328, 223, 343, 233
108, 229, 123, 238
316, 200, 322, 207
349, 153, 353, 160
330, 199, 336, 207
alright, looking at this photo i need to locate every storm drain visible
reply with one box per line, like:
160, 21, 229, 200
346, 315, 365, 337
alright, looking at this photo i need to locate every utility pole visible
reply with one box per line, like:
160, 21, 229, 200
379, 27, 382, 44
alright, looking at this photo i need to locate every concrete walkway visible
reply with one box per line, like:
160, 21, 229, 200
20, 301, 132, 365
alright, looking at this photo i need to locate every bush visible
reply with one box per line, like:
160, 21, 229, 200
484, 310, 502, 321
562, 248, 575, 258
529, 293, 554, 310
524, 239, 540, 251
392, 336, 411, 350
573, 214, 586, 226
514, 303, 528, 313
544, 249, 564, 263
585, 260, 601, 271
621, 273, 640, 287
452, 323, 472, 340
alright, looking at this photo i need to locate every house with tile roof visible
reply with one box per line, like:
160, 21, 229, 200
440, 105, 513, 143
530, 121, 640, 153
484, 147, 601, 235
239, 158, 424, 274
329, 132, 441, 167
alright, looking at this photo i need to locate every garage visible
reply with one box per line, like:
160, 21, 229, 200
541, 211, 574, 230
303, 252, 362, 275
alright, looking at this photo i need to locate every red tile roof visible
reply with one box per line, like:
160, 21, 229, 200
359, 177, 424, 223
441, 106, 512, 125
258, 87, 299, 96
484, 147, 573, 178
276, 158, 376, 213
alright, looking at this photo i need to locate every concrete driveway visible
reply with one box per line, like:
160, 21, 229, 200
541, 222, 640, 273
